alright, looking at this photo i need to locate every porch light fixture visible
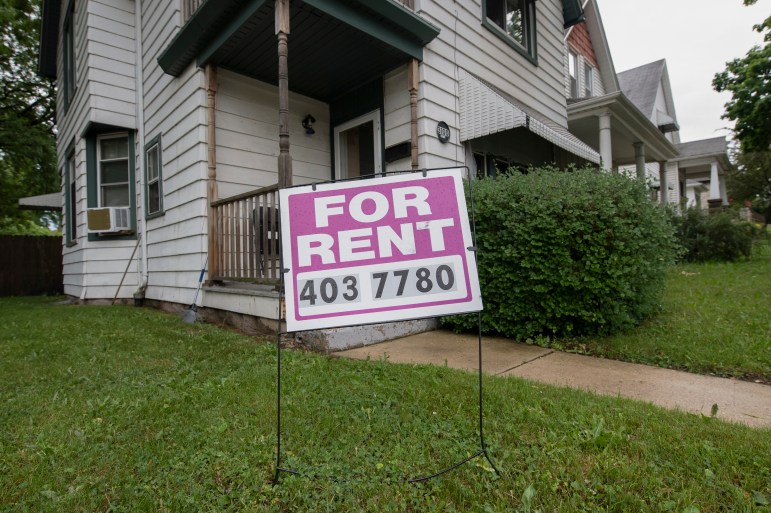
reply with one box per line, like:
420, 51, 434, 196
302, 114, 316, 135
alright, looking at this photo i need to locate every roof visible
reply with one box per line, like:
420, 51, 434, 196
617, 59, 666, 120
676, 137, 728, 159
18, 193, 62, 211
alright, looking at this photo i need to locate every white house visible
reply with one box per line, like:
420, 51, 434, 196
39, 0, 600, 340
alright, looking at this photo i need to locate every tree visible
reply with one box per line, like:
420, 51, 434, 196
713, 0, 770, 227
712, 1, 770, 152
0, 0, 59, 235
727, 151, 771, 226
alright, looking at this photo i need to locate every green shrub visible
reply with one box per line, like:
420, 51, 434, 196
670, 208, 755, 262
443, 167, 678, 339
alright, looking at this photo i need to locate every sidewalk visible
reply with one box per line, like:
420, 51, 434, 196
338, 330, 771, 428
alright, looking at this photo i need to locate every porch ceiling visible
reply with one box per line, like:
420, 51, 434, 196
158, 0, 439, 103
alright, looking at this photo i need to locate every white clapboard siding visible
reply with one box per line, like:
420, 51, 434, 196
85, 0, 137, 130
384, 65, 411, 150
58, 0, 137, 297
214, 70, 331, 197
415, 0, 570, 168
137, 0, 208, 303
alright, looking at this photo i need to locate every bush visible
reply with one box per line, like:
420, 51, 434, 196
670, 208, 755, 262
442, 167, 678, 339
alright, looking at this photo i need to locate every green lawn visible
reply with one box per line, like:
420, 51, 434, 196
1, 297, 769, 512
561, 245, 771, 383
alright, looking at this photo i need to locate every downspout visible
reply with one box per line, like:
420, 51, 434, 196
206, 64, 219, 281
134, 0, 148, 297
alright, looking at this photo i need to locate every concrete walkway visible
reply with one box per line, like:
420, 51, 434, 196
338, 330, 771, 429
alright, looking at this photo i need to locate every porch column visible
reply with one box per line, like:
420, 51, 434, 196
708, 161, 722, 211
719, 175, 729, 206
633, 142, 646, 180
206, 64, 220, 280
276, 0, 292, 188
408, 59, 419, 170
598, 112, 613, 172
658, 161, 668, 204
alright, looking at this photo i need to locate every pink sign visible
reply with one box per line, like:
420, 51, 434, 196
279, 168, 482, 331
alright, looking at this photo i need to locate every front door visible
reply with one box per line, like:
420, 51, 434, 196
334, 110, 381, 180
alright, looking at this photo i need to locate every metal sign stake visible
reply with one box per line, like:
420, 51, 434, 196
273, 168, 499, 484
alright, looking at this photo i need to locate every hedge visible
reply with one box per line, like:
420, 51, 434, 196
443, 167, 679, 338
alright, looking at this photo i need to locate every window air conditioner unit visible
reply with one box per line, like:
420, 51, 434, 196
86, 207, 132, 233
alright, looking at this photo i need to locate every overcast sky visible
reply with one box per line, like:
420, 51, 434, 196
597, 0, 768, 143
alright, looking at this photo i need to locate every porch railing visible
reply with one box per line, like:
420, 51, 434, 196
210, 184, 281, 284
182, 0, 204, 22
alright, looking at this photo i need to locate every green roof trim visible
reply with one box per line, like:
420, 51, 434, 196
159, 0, 440, 78
562, 0, 585, 29
303, 0, 436, 61
39, 0, 62, 78
158, 0, 245, 76
195, 0, 268, 69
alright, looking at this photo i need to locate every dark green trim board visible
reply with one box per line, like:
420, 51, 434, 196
61, 0, 76, 113
159, 0, 439, 77
303, 0, 429, 61
361, 0, 441, 44
562, 0, 585, 29
195, 0, 268, 69
64, 144, 77, 247
86, 130, 137, 242
144, 134, 164, 219
38, 0, 61, 78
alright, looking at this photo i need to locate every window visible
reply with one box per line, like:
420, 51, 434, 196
145, 135, 163, 217
483, 0, 537, 63
568, 51, 578, 98
62, 1, 75, 112
86, 130, 136, 240
65, 150, 77, 246
473, 152, 521, 178
97, 134, 130, 207
584, 63, 594, 97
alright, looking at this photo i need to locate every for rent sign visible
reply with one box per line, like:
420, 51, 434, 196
279, 168, 482, 331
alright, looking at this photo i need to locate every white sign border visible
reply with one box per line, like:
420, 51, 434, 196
279, 168, 482, 332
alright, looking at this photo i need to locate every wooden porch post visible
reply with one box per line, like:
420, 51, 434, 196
206, 64, 220, 281
276, 0, 292, 188
408, 59, 419, 170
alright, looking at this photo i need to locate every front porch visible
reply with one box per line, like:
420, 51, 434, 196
157, 0, 440, 318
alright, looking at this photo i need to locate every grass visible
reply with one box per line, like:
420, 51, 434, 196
1, 297, 770, 512
557, 241, 771, 383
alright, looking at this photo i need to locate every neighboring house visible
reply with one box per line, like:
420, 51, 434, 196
563, 0, 678, 183
563, 1, 730, 210
618, 62, 730, 209
673, 137, 731, 209
38, 0, 597, 336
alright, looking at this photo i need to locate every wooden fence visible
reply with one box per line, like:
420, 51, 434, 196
0, 236, 63, 296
